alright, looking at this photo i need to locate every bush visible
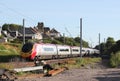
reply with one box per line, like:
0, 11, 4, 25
56, 57, 101, 69
110, 51, 120, 67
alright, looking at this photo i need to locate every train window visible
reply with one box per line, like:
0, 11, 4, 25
59, 49, 69, 52
72, 49, 79, 52
44, 48, 54, 51
82, 50, 85, 52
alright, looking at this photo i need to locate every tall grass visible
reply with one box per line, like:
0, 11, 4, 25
110, 51, 120, 67
52, 57, 101, 69
0, 43, 21, 55
0, 43, 21, 62
73, 57, 101, 68
0, 63, 14, 69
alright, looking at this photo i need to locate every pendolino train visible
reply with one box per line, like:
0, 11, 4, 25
20, 42, 100, 61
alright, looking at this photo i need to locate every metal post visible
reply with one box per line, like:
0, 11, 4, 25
23, 19, 25, 44
99, 33, 100, 54
80, 18, 82, 58
63, 33, 65, 45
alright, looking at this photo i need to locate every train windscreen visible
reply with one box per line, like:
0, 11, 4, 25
21, 42, 34, 53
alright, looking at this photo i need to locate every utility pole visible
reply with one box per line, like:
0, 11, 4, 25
80, 18, 82, 58
99, 33, 101, 54
23, 19, 25, 44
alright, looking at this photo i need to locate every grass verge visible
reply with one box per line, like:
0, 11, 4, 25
52, 57, 101, 69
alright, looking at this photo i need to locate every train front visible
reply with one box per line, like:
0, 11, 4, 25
21, 42, 36, 60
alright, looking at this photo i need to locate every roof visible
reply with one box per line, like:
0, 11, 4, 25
18, 27, 37, 34
44, 27, 50, 32
50, 28, 59, 33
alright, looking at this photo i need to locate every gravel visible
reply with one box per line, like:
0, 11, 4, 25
14, 59, 120, 81
15, 68, 120, 81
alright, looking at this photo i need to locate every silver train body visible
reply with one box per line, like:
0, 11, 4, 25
21, 42, 100, 60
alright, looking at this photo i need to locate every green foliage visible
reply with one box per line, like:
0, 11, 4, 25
110, 40, 120, 53
10, 38, 22, 43
43, 38, 52, 43
51, 39, 62, 44
70, 58, 101, 69
0, 47, 18, 55
17, 72, 26, 75
74, 37, 89, 47
105, 37, 115, 49
0, 63, 14, 69
0, 43, 21, 62
2, 23, 22, 31
75, 57, 101, 66
65, 37, 74, 46
95, 37, 115, 55
110, 51, 120, 67
43, 37, 89, 47
55, 37, 64, 43
0, 35, 4, 39
52, 57, 101, 69
0, 45, 6, 50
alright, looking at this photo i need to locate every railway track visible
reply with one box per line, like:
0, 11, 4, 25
0, 57, 78, 81
1, 57, 77, 68
1, 56, 94, 68
1, 56, 100, 81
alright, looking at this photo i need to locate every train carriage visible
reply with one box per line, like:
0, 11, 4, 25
71, 46, 80, 57
57, 45, 71, 58
21, 42, 100, 62
35, 43, 57, 59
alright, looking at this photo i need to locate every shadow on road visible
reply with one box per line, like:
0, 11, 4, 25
95, 58, 120, 81
95, 70, 120, 81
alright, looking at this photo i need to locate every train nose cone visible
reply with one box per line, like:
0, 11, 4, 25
21, 42, 34, 58
21, 51, 31, 58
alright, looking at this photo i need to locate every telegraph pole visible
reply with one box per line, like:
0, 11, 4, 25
80, 18, 82, 58
23, 19, 25, 44
99, 33, 101, 54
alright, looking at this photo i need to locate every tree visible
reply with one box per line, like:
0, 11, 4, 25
95, 37, 115, 55
109, 40, 120, 53
74, 37, 89, 47
2, 24, 9, 30
2, 23, 22, 31
105, 37, 115, 50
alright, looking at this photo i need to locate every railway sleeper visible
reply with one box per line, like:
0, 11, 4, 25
44, 67, 68, 77
0, 69, 17, 81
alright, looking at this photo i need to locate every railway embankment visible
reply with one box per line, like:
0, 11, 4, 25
14, 58, 120, 81
0, 57, 102, 80
1, 57, 120, 81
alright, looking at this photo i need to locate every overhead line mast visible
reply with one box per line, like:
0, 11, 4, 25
23, 19, 25, 44
80, 18, 82, 58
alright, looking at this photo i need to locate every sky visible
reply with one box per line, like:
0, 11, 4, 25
0, 0, 120, 47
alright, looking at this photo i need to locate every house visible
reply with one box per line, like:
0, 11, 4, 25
18, 27, 42, 41
0, 22, 61, 42
42, 27, 61, 39
9, 31, 19, 38
0, 27, 8, 42
49, 28, 61, 38
37, 22, 44, 33
36, 22, 61, 38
